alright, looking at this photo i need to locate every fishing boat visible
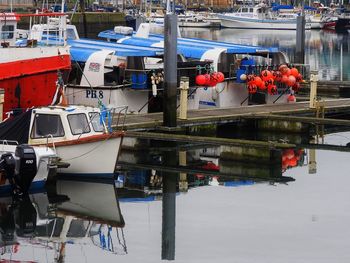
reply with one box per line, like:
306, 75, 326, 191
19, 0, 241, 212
217, 4, 312, 30
0, 104, 126, 178
38, 19, 295, 111
148, 12, 212, 27
325, 9, 350, 31
0, 12, 71, 120
99, 23, 296, 107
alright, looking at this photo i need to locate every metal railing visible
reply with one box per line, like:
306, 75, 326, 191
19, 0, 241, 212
109, 106, 128, 132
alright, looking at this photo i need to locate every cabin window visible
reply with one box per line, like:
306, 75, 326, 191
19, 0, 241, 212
241, 8, 248, 12
31, 114, 65, 138
67, 113, 91, 135
1, 25, 14, 39
89, 112, 104, 132
66, 28, 77, 40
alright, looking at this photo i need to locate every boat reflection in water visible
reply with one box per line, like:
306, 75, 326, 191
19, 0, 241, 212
115, 136, 308, 260
0, 178, 126, 262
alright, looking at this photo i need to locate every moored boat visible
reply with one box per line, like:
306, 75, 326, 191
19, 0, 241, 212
217, 4, 312, 30
0, 13, 71, 119
0, 105, 126, 178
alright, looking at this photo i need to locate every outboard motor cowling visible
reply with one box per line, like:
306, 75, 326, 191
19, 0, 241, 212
14, 145, 37, 193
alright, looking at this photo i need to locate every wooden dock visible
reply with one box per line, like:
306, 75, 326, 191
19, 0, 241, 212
300, 81, 350, 97
120, 98, 350, 131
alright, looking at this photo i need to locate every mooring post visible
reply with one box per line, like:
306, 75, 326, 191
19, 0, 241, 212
79, 0, 87, 38
161, 150, 177, 260
295, 2, 305, 64
309, 70, 318, 109
163, 13, 178, 127
178, 150, 188, 192
308, 137, 317, 174
179, 77, 189, 120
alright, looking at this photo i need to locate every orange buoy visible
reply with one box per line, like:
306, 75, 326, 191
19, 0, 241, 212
290, 67, 299, 77
285, 149, 295, 159
261, 70, 272, 81
248, 84, 258, 94
267, 84, 277, 95
287, 75, 296, 87
281, 75, 289, 84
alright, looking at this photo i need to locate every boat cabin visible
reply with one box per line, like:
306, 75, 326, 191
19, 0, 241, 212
0, 13, 19, 47
28, 106, 110, 145
232, 4, 274, 19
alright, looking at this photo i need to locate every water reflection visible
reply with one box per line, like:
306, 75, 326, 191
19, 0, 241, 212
177, 27, 350, 81
0, 179, 126, 262
1, 129, 350, 261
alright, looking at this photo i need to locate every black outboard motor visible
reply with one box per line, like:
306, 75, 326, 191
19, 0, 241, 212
13, 194, 37, 238
0, 145, 37, 195
14, 145, 37, 193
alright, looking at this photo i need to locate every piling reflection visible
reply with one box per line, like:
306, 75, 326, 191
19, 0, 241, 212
0, 178, 126, 262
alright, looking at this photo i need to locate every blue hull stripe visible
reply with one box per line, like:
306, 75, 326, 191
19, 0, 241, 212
0, 180, 46, 197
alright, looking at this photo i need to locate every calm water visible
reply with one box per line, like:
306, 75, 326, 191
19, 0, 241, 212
2, 26, 350, 262
179, 28, 350, 81
2, 128, 350, 262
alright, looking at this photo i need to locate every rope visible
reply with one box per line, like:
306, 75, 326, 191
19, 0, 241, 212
59, 132, 114, 162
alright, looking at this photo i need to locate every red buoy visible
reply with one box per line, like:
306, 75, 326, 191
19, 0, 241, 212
287, 94, 296, 103
217, 72, 225, 83
203, 74, 211, 86
196, 74, 206, 86
267, 84, 277, 95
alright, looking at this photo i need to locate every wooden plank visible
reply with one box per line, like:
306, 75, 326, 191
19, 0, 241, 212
243, 114, 350, 126
125, 131, 296, 149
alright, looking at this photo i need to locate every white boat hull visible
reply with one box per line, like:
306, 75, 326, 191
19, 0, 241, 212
55, 135, 122, 178
56, 179, 124, 225
178, 21, 211, 27
66, 86, 149, 114
218, 14, 311, 30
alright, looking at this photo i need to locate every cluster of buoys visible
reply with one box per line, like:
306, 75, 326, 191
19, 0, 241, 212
196, 72, 225, 87
282, 148, 305, 171
241, 65, 304, 95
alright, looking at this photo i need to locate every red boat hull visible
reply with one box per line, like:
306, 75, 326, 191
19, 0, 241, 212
0, 54, 71, 118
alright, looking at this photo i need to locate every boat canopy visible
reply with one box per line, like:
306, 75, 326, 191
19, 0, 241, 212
271, 4, 317, 11
68, 39, 163, 62
98, 30, 279, 59
68, 38, 164, 62
42, 37, 164, 62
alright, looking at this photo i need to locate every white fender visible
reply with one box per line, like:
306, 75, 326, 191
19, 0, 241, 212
80, 50, 115, 87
